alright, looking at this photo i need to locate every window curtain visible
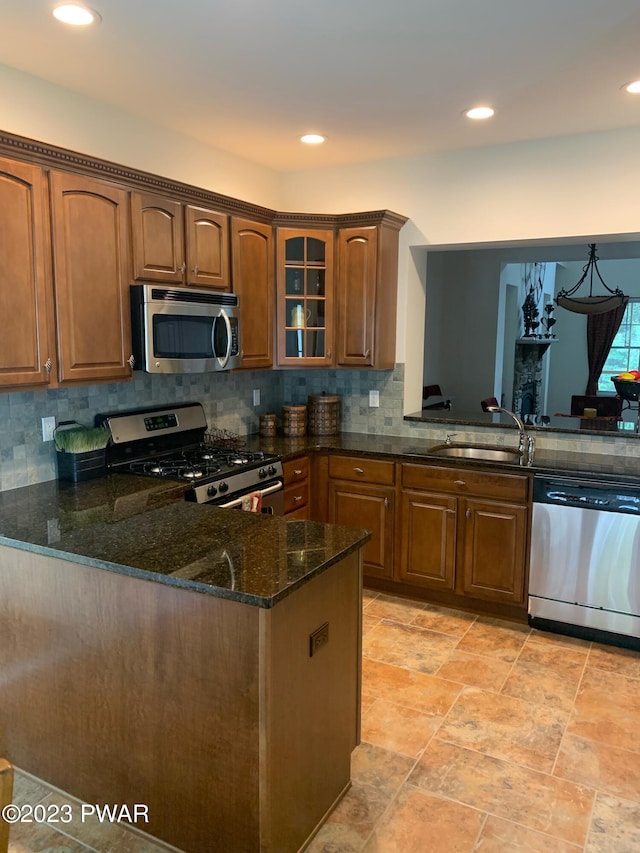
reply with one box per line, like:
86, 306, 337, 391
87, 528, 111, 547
585, 302, 627, 395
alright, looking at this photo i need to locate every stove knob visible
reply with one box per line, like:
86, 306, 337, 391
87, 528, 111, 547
258, 467, 268, 479
267, 465, 277, 477
218, 481, 229, 493
207, 484, 218, 497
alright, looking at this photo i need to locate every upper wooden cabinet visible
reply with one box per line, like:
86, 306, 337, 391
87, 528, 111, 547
49, 171, 134, 384
131, 191, 230, 290
336, 216, 403, 369
276, 228, 335, 366
0, 156, 54, 389
231, 217, 274, 369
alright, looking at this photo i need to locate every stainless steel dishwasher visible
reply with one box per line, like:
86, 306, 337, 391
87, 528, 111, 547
529, 474, 640, 649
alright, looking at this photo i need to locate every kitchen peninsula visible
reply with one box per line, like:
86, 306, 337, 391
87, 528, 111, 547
0, 476, 369, 853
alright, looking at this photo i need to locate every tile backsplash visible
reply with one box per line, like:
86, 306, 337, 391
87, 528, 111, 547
0, 364, 637, 492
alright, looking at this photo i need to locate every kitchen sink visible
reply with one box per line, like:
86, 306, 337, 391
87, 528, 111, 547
428, 444, 524, 463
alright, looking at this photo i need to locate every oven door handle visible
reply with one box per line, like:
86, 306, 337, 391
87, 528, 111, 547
218, 481, 283, 509
212, 309, 232, 369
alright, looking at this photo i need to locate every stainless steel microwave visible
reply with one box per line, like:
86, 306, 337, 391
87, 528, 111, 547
130, 285, 240, 374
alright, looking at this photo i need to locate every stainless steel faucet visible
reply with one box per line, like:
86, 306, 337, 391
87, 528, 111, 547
486, 405, 535, 465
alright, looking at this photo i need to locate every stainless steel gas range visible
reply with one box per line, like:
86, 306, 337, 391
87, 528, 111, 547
97, 402, 284, 513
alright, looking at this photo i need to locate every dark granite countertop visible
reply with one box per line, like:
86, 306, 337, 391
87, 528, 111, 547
0, 475, 370, 609
244, 432, 640, 483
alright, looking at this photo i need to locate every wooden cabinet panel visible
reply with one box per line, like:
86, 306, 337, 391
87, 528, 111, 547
399, 490, 456, 590
131, 193, 230, 290
131, 192, 185, 284
402, 463, 529, 502
276, 228, 334, 366
328, 455, 395, 486
336, 226, 377, 366
283, 456, 310, 518
231, 217, 274, 369
461, 498, 527, 604
49, 171, 133, 384
185, 205, 229, 290
328, 480, 394, 580
336, 217, 403, 370
0, 157, 54, 389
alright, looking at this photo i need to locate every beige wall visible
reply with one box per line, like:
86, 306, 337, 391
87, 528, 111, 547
0, 63, 282, 208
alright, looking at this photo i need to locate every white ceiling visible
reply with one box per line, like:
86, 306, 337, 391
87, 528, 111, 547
1, 0, 640, 171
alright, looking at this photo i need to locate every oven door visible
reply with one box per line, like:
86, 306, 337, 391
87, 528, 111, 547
216, 481, 285, 515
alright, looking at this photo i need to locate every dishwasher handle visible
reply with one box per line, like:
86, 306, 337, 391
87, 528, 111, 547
533, 475, 640, 515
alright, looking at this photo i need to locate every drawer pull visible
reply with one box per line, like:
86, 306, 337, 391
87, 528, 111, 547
454, 479, 466, 487
293, 469, 303, 476
293, 495, 303, 502
354, 467, 365, 474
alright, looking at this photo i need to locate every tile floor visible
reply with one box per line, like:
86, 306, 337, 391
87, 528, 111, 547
5, 589, 640, 852
305, 590, 640, 853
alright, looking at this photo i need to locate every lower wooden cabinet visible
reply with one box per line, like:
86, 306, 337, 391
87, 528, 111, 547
283, 456, 310, 518
327, 455, 395, 581
399, 463, 529, 607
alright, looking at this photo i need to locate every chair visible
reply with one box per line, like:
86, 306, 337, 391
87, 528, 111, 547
480, 396, 500, 412
0, 759, 14, 853
422, 384, 452, 410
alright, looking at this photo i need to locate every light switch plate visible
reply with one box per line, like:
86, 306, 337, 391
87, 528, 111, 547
41, 416, 56, 442
369, 390, 380, 408
252, 389, 260, 406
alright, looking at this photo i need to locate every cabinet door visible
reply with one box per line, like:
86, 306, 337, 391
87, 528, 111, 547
185, 205, 229, 290
231, 217, 274, 369
461, 498, 527, 604
399, 490, 457, 590
49, 171, 133, 384
336, 226, 377, 367
0, 157, 54, 389
130, 191, 185, 283
329, 480, 394, 580
276, 228, 334, 366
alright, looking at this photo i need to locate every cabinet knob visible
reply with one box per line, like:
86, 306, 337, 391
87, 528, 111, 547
466, 508, 472, 519
354, 467, 365, 474
193, 265, 199, 276
127, 354, 135, 369
384, 497, 389, 509
43, 357, 52, 374
179, 262, 186, 274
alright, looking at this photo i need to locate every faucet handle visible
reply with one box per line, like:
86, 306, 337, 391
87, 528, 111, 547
445, 432, 458, 445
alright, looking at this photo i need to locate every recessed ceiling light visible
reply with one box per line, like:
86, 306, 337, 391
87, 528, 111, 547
464, 106, 495, 120
300, 134, 325, 145
52, 3, 101, 26
622, 80, 640, 94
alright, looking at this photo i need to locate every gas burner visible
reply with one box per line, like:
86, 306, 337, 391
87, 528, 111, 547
181, 467, 205, 480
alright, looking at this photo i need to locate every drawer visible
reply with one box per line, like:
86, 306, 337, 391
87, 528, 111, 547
284, 480, 309, 514
283, 456, 310, 484
401, 463, 529, 502
328, 455, 395, 486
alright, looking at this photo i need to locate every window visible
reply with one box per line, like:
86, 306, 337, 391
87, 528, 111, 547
598, 300, 640, 392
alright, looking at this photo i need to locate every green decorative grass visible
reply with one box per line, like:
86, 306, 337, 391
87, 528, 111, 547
54, 426, 110, 454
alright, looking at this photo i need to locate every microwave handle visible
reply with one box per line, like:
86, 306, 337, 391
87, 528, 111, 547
212, 309, 232, 368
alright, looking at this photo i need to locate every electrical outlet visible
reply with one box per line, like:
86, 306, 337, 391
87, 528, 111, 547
252, 389, 261, 406
41, 416, 56, 442
369, 390, 380, 408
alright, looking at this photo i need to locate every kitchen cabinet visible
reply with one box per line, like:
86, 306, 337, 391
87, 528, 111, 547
49, 171, 134, 384
336, 214, 405, 369
231, 217, 274, 369
283, 455, 310, 518
0, 156, 54, 389
328, 455, 395, 580
276, 228, 334, 366
400, 463, 529, 607
131, 190, 230, 290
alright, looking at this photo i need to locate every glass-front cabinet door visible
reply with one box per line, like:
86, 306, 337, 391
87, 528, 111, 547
276, 228, 334, 365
